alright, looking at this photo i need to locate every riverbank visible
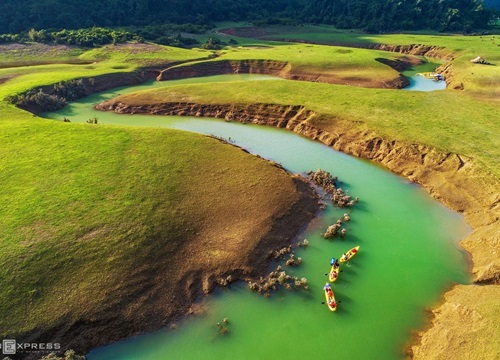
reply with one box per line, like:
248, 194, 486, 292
96, 97, 499, 359
0, 119, 319, 359
2, 34, 498, 359
52, 172, 320, 358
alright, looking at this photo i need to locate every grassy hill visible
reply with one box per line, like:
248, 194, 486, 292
0, 42, 317, 352
0, 26, 498, 357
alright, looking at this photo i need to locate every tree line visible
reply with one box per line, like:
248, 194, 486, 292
0, 26, 204, 48
0, 0, 496, 35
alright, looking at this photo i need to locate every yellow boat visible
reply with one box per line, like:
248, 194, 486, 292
324, 283, 337, 312
328, 258, 340, 282
340, 246, 360, 263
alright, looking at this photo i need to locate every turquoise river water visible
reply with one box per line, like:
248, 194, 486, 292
402, 61, 447, 92
42, 73, 468, 360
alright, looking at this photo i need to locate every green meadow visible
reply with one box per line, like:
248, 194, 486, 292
231, 24, 500, 96
167, 41, 407, 84
0, 42, 302, 338
118, 76, 499, 178
0, 25, 499, 346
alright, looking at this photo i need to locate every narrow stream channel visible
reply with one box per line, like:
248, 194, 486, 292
402, 60, 446, 91
42, 72, 468, 360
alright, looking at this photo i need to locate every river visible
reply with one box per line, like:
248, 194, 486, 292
42, 72, 467, 360
401, 60, 446, 91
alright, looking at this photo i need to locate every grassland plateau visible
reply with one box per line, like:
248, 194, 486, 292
1, 24, 499, 359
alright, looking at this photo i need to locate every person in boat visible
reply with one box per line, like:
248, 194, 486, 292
330, 271, 338, 279
341, 253, 348, 261
330, 257, 340, 268
328, 299, 336, 307
324, 283, 334, 296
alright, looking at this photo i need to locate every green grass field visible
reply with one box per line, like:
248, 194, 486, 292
116, 79, 500, 178
219, 24, 500, 97
0, 27, 498, 344
0, 42, 303, 338
167, 42, 405, 84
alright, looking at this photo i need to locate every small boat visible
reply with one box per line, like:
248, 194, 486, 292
324, 283, 337, 311
417, 72, 444, 81
328, 258, 340, 282
340, 246, 360, 263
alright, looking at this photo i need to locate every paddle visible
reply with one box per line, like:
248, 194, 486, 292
324, 271, 343, 275
321, 300, 342, 304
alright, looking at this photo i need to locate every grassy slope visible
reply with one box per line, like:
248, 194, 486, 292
168, 42, 407, 84
0, 29, 498, 348
0, 44, 305, 338
0, 43, 85, 68
0, 43, 206, 97
245, 24, 500, 97
115, 79, 499, 179
113, 28, 499, 178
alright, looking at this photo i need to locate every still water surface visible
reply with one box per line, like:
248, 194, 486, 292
43, 74, 468, 360
402, 61, 446, 92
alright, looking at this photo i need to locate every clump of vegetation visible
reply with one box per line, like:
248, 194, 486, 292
40, 350, 85, 360
0, 24, 201, 48
297, 238, 309, 248
217, 275, 233, 287
8, 78, 95, 112
0, 33, 23, 43
87, 116, 98, 124
216, 317, 230, 335
323, 223, 341, 238
271, 245, 292, 259
323, 215, 350, 239
285, 253, 302, 266
202, 37, 224, 50
7, 90, 66, 111
308, 169, 359, 208
308, 169, 337, 192
154, 33, 198, 47
247, 264, 309, 297
27, 27, 137, 47
53, 78, 93, 101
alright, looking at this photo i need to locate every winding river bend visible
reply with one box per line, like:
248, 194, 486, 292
42, 73, 469, 360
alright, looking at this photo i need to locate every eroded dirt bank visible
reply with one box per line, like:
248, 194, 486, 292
96, 99, 500, 358
15, 167, 319, 360
156, 59, 410, 89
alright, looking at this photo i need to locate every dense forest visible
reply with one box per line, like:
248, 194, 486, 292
0, 0, 496, 35
484, 0, 500, 10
